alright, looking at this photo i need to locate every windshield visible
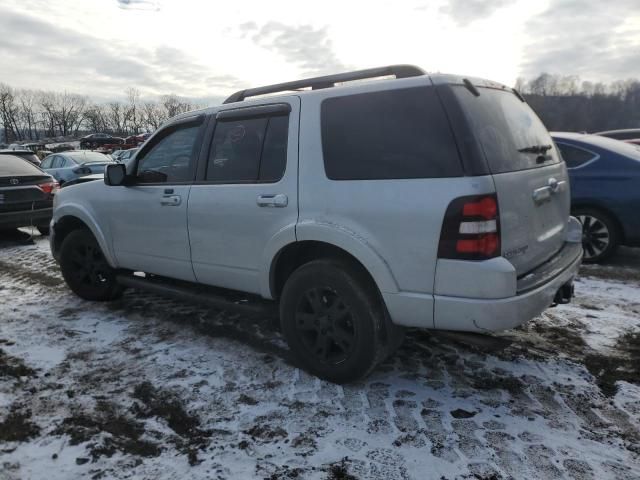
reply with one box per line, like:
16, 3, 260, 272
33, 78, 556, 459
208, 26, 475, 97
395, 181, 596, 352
72, 152, 112, 163
453, 86, 561, 173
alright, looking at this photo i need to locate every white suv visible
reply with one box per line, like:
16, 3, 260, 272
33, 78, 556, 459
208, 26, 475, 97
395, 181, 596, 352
50, 65, 582, 383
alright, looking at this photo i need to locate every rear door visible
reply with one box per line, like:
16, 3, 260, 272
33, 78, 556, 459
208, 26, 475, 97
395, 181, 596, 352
187, 99, 299, 294
452, 86, 570, 275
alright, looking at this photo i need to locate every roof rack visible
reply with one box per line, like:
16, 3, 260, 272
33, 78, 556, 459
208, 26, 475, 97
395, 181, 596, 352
223, 64, 426, 104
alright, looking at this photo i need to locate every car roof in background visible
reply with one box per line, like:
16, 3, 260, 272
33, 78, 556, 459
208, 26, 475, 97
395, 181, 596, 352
552, 131, 640, 160
594, 128, 640, 135
0, 149, 38, 155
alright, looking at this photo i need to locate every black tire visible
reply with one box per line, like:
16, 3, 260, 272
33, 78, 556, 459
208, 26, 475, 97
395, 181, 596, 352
36, 225, 50, 236
574, 208, 620, 263
280, 259, 386, 384
59, 229, 123, 301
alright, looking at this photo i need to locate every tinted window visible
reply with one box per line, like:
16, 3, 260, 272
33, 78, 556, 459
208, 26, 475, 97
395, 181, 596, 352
556, 143, 596, 168
259, 116, 288, 182
321, 87, 462, 180
206, 114, 289, 183
453, 86, 561, 173
136, 123, 201, 183
0, 155, 43, 176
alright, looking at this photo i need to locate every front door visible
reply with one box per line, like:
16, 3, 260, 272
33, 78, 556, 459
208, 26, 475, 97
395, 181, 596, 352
109, 116, 205, 281
188, 98, 300, 294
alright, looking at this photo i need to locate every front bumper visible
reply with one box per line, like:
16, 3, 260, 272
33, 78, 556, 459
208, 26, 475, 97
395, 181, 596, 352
0, 207, 52, 229
433, 242, 582, 332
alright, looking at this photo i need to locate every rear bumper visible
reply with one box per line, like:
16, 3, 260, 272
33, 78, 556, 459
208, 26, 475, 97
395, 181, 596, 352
0, 207, 52, 229
433, 242, 582, 332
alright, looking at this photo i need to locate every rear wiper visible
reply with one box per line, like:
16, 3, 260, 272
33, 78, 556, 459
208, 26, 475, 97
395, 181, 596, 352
518, 145, 553, 153
518, 144, 552, 154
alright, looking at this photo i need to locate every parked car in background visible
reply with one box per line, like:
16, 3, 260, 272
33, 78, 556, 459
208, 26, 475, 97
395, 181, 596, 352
51, 65, 582, 383
595, 128, 640, 145
80, 133, 124, 150
0, 154, 58, 235
111, 147, 138, 165
41, 151, 114, 185
124, 133, 151, 146
553, 132, 640, 262
0, 149, 42, 166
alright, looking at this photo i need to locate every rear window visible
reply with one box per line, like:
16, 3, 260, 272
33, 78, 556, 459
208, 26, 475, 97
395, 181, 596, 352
72, 152, 112, 163
0, 155, 44, 176
16, 152, 40, 164
321, 87, 463, 180
453, 86, 561, 173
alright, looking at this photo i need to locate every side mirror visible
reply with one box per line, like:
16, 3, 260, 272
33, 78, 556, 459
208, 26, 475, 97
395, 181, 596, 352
105, 163, 127, 186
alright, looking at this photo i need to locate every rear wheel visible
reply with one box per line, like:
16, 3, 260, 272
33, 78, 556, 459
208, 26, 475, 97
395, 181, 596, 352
59, 229, 122, 300
280, 259, 385, 384
574, 208, 619, 263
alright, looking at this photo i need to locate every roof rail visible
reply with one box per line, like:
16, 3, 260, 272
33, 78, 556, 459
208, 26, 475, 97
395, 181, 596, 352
223, 64, 426, 104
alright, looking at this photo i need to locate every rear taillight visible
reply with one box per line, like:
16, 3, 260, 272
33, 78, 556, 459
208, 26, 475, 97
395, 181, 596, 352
438, 194, 500, 260
38, 180, 60, 195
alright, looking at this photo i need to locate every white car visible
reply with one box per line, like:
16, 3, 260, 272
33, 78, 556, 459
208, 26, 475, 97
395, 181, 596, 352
50, 65, 583, 383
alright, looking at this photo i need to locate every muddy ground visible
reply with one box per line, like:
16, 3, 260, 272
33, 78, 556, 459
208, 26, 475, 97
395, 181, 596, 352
0, 233, 639, 479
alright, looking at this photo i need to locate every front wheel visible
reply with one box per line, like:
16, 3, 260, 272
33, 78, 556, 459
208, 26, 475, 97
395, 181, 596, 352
280, 259, 385, 384
574, 208, 619, 263
59, 229, 123, 301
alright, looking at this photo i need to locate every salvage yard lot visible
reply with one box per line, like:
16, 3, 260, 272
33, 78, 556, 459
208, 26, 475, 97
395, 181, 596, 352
1, 233, 639, 480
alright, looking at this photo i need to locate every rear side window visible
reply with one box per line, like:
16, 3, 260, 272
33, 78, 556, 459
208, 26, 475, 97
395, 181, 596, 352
321, 87, 463, 180
556, 143, 597, 168
453, 86, 561, 173
206, 113, 289, 183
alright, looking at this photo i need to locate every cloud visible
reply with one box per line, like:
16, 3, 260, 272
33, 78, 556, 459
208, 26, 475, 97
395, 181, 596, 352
116, 0, 161, 11
521, 0, 640, 81
439, 0, 516, 26
240, 22, 348, 76
0, 5, 240, 100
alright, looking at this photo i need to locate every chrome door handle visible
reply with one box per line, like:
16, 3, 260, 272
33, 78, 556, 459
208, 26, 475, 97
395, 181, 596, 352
257, 194, 288, 208
160, 195, 181, 206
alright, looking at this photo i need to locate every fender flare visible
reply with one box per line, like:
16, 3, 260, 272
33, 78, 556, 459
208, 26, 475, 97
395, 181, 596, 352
261, 220, 399, 299
53, 203, 117, 268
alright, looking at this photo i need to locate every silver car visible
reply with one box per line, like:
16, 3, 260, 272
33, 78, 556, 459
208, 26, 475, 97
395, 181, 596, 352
50, 65, 583, 383
41, 151, 113, 185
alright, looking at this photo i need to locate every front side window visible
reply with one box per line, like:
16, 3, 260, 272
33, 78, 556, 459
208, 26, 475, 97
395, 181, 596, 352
556, 142, 597, 168
135, 123, 201, 183
205, 113, 289, 183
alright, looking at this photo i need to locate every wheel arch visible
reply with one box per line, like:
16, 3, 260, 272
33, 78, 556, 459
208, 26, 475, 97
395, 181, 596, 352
572, 202, 626, 243
52, 206, 116, 267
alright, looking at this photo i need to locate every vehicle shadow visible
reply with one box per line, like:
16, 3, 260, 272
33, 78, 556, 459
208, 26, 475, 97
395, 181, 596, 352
0, 229, 38, 248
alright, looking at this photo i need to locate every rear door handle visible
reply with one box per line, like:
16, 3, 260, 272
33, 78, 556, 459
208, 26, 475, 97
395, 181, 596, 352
161, 195, 181, 206
257, 194, 288, 208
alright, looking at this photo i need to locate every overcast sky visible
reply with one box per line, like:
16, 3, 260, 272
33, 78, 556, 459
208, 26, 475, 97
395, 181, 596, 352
0, 0, 638, 103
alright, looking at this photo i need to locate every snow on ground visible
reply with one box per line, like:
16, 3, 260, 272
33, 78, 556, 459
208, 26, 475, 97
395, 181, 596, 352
0, 234, 639, 480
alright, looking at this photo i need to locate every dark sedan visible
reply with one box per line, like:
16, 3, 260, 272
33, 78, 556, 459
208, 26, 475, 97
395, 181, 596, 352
0, 154, 58, 235
0, 149, 42, 166
553, 132, 640, 262
79, 133, 124, 150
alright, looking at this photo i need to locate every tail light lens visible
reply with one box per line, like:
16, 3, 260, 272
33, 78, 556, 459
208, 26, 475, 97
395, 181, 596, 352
438, 194, 500, 260
38, 180, 60, 195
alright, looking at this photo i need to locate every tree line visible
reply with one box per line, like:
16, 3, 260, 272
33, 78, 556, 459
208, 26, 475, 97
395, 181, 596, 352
517, 74, 640, 133
0, 85, 201, 143
2, 73, 640, 143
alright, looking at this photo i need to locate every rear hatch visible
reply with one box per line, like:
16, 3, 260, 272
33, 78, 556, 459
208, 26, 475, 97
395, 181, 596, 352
0, 156, 53, 212
451, 85, 570, 276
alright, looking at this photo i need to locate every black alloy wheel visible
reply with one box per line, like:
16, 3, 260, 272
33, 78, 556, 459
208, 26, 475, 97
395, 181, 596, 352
295, 287, 357, 365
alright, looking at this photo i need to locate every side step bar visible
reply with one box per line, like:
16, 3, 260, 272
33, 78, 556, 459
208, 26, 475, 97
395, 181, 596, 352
116, 274, 278, 317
